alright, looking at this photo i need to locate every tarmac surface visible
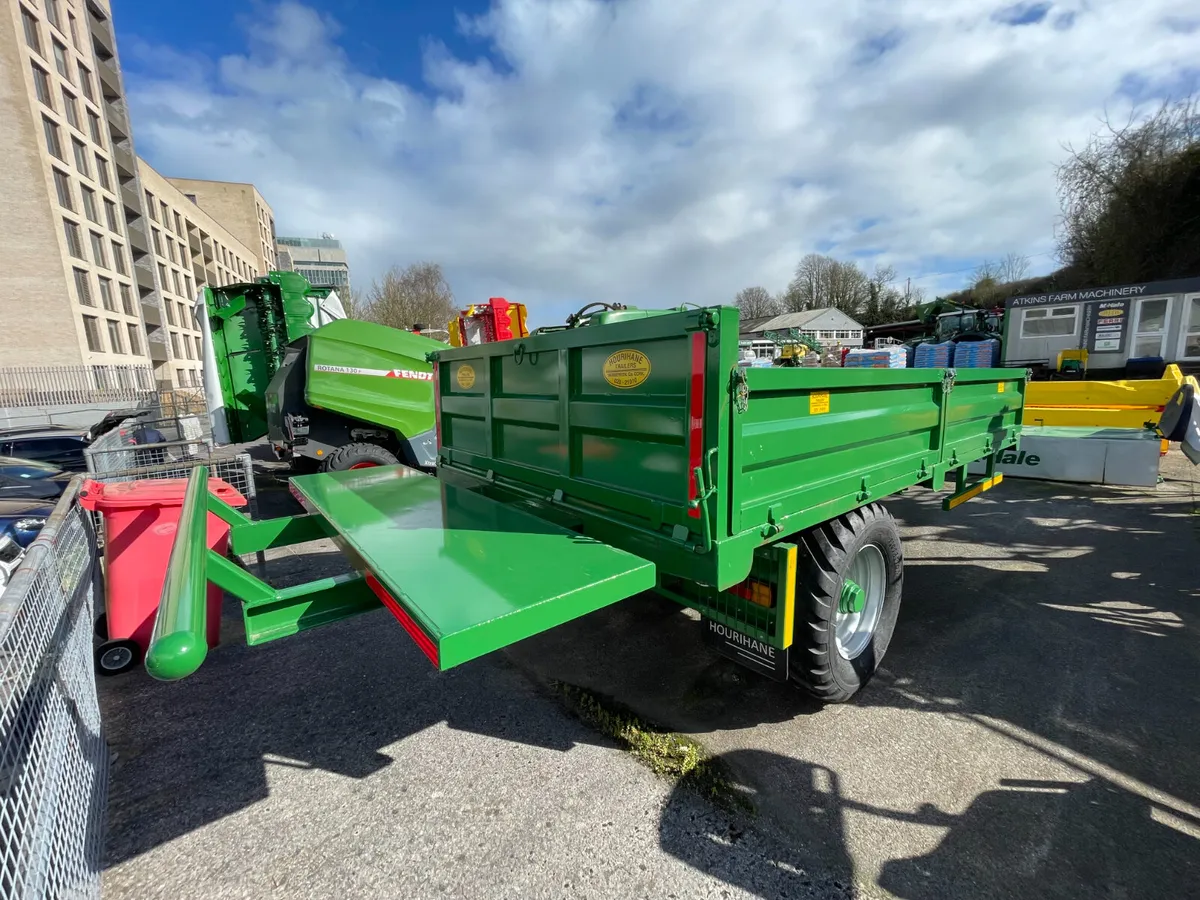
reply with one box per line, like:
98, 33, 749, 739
99, 448, 1199, 899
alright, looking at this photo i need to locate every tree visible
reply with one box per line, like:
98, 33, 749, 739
734, 286, 780, 318
337, 284, 366, 319
362, 262, 457, 331
1056, 93, 1200, 284
782, 254, 870, 315
997, 252, 1030, 283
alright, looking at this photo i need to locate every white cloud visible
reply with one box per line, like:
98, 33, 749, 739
123, 0, 1199, 324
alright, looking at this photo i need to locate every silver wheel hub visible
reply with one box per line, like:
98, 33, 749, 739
834, 543, 886, 660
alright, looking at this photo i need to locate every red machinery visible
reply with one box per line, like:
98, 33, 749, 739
448, 297, 529, 347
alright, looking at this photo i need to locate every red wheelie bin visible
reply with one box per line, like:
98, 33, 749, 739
80, 477, 246, 675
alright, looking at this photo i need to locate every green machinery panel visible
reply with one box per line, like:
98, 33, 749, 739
433, 306, 1026, 592
288, 465, 656, 669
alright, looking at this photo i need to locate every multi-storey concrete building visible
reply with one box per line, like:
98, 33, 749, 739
0, 0, 273, 390
275, 235, 350, 292
138, 161, 262, 388
167, 177, 277, 276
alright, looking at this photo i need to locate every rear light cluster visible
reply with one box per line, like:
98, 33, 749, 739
729, 579, 774, 608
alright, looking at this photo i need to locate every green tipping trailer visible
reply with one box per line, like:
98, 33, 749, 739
142, 304, 1025, 702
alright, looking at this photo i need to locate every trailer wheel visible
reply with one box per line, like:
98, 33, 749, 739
322, 442, 400, 472
790, 503, 903, 703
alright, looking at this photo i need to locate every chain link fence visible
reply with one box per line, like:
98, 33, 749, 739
0, 479, 107, 900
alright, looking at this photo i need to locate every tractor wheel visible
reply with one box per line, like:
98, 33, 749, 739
789, 503, 904, 703
322, 442, 400, 472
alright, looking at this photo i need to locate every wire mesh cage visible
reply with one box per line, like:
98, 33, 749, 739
0, 480, 107, 900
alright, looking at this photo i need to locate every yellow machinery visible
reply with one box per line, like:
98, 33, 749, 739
1025, 365, 1199, 438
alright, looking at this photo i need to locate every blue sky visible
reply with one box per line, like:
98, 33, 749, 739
111, 0, 1200, 324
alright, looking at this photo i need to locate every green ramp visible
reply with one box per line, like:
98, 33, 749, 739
289, 466, 657, 669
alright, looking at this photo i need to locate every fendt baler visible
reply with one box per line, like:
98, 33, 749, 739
148, 304, 1025, 702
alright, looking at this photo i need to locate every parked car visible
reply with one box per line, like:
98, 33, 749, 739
0, 498, 53, 549
0, 456, 72, 501
0, 409, 156, 472
0, 425, 91, 471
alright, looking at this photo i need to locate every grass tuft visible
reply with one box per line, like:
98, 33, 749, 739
551, 681, 752, 814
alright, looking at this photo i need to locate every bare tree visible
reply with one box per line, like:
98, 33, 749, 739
997, 252, 1030, 283
782, 254, 870, 315
363, 262, 457, 331
337, 284, 366, 319
734, 286, 780, 318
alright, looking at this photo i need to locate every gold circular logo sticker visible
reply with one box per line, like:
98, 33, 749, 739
602, 349, 651, 389
1098, 309, 1123, 317
456, 364, 476, 390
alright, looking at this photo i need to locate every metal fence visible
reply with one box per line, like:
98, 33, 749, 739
0, 479, 107, 900
84, 414, 214, 478
0, 365, 156, 409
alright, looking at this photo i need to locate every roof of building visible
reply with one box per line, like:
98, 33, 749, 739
742, 308, 864, 334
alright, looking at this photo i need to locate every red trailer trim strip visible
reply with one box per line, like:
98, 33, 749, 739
687, 330, 706, 518
365, 573, 440, 668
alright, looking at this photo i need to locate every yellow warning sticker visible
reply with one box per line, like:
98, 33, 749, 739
809, 391, 830, 414
456, 364, 476, 390
602, 349, 651, 389
997, 382, 1005, 393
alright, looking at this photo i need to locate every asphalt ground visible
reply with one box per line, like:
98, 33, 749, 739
98, 448, 1199, 899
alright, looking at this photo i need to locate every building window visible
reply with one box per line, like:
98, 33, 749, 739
157, 262, 168, 290
68, 12, 78, 46
63, 219, 84, 258
151, 228, 162, 254
82, 315, 103, 352
77, 63, 94, 101
185, 274, 194, 296
165, 237, 175, 264
104, 198, 119, 232
31, 64, 52, 108
21, 7, 42, 55
81, 186, 100, 224
52, 168, 73, 210
182, 332, 193, 359
43, 116, 63, 159
185, 193, 196, 204
111, 241, 126, 275
160, 201, 169, 224
120, 282, 134, 315
178, 300, 190, 328
1181, 297, 1200, 359
94, 154, 110, 190
1020, 305, 1077, 338
127, 323, 141, 355
46, 0, 62, 31
73, 268, 93, 306
172, 269, 182, 295
173, 211, 183, 236
164, 298, 176, 325
61, 88, 80, 129
52, 39, 70, 80
87, 111, 102, 143
89, 230, 107, 267
98, 276, 115, 311
194, 336, 203, 359
71, 138, 88, 176
145, 191, 156, 219
170, 332, 180, 358
1132, 298, 1171, 358
106, 319, 124, 353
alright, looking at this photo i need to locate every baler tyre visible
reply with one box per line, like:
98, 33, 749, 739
322, 442, 399, 472
789, 503, 903, 703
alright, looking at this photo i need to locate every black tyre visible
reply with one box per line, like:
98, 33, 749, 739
789, 503, 904, 703
322, 442, 400, 472
95, 639, 141, 676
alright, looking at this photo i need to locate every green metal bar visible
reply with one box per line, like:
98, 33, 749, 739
146, 465, 212, 682
207, 491, 253, 528
228, 513, 334, 555
205, 551, 380, 644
